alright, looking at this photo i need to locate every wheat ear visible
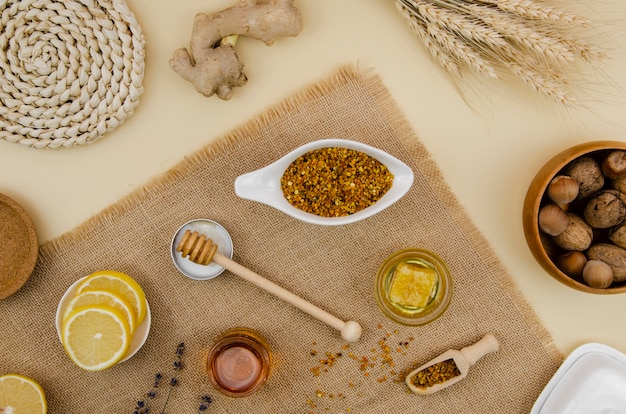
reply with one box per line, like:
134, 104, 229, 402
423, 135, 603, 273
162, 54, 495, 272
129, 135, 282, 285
396, 2, 463, 78
467, 3, 575, 63
560, 37, 608, 62
506, 61, 575, 106
411, 0, 508, 49
395, 0, 603, 106
482, 0, 590, 27
496, 46, 576, 106
424, 22, 498, 78
481, 0, 604, 62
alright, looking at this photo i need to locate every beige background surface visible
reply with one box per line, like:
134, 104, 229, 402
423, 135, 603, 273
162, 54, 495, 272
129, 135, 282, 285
1, 0, 626, 360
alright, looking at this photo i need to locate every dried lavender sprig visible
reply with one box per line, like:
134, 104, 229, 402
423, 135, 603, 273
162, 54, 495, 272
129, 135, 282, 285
133, 373, 163, 414
198, 395, 213, 412
159, 343, 185, 414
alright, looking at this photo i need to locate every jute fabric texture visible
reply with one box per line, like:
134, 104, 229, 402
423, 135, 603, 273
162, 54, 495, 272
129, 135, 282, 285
0, 66, 562, 413
0, 0, 144, 149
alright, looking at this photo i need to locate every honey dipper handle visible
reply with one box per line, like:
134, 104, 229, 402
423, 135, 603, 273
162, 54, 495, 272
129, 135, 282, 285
459, 334, 500, 366
211, 253, 362, 342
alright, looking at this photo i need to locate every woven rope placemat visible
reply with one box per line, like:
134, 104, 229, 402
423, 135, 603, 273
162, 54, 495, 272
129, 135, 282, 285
0, 66, 562, 412
0, 0, 144, 149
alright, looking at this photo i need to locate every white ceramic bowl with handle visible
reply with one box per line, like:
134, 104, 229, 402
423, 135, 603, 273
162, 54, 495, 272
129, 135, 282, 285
234, 139, 414, 225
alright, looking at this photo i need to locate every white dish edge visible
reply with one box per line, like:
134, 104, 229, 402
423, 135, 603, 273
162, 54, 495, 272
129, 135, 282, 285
531, 342, 626, 413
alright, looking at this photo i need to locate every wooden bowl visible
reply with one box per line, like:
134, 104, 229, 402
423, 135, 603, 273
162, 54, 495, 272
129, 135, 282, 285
523, 140, 626, 294
0, 193, 39, 300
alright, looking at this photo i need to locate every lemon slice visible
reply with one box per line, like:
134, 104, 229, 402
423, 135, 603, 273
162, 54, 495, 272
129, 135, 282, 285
388, 263, 438, 308
0, 374, 47, 414
62, 290, 137, 334
76, 270, 147, 325
61, 305, 131, 371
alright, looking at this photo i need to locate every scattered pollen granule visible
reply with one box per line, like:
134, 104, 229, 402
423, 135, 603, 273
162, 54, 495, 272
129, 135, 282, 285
305, 327, 417, 412
310, 350, 344, 377
281, 147, 394, 217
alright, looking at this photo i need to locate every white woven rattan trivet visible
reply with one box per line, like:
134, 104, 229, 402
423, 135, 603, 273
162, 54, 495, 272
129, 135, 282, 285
0, 0, 145, 149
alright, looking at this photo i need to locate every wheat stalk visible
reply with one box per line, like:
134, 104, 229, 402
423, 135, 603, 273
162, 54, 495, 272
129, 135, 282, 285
410, 0, 508, 49
561, 37, 607, 63
464, 3, 575, 63
399, 0, 498, 77
394, 0, 605, 106
481, 0, 590, 26
396, 1, 463, 78
495, 44, 576, 105
505, 59, 574, 105
425, 21, 499, 78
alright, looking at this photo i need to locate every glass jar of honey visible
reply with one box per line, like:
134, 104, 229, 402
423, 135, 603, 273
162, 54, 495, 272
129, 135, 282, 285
205, 327, 271, 397
374, 248, 453, 326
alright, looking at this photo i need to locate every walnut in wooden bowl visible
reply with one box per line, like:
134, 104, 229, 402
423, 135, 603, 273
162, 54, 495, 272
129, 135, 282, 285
523, 141, 626, 294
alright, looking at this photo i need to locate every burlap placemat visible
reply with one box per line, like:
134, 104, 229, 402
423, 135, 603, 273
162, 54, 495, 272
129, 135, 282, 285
1, 66, 562, 413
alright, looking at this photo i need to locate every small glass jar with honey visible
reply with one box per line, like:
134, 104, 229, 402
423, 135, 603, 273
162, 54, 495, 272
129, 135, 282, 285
205, 327, 272, 397
374, 248, 453, 326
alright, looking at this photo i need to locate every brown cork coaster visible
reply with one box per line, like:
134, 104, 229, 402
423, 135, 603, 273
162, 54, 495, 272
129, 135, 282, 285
0, 193, 38, 300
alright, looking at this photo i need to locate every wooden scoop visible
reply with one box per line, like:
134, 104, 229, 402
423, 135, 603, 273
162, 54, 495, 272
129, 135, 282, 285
405, 334, 499, 395
176, 229, 363, 342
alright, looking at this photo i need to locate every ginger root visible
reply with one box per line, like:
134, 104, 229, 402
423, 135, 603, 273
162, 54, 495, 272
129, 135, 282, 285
170, 0, 303, 100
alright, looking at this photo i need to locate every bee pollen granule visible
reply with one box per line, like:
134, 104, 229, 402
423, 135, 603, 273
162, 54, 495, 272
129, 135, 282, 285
280, 147, 394, 217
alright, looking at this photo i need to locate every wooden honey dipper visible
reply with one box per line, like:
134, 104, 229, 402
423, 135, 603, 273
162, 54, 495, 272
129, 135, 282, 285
176, 229, 363, 342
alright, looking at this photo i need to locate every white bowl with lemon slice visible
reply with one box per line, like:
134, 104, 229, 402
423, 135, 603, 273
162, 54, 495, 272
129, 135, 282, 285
55, 270, 151, 371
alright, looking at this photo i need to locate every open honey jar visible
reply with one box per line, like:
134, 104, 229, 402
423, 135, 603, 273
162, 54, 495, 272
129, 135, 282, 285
374, 248, 453, 326
205, 327, 272, 397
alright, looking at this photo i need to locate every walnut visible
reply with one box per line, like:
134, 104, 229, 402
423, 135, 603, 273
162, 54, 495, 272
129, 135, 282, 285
586, 243, 626, 282
609, 222, 626, 249
552, 213, 593, 251
583, 189, 626, 228
565, 156, 604, 199
611, 176, 626, 194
